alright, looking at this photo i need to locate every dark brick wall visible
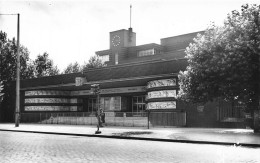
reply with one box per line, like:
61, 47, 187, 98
126, 43, 164, 59
120, 50, 186, 64
84, 59, 188, 82
96, 31, 202, 66
161, 31, 204, 47
20, 73, 84, 89
178, 100, 245, 128
177, 100, 220, 127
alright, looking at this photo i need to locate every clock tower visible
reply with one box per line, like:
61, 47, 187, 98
96, 28, 136, 66
110, 28, 136, 49
109, 28, 136, 65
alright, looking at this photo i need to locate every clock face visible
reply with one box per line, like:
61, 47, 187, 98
112, 35, 121, 47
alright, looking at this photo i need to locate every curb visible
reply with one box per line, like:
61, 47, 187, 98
1, 129, 260, 148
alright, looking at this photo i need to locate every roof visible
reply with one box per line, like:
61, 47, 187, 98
95, 49, 111, 55
121, 49, 185, 64
128, 43, 163, 50
109, 29, 135, 33
95, 43, 163, 56
20, 73, 84, 89
83, 58, 188, 82
161, 31, 204, 44
20, 59, 188, 91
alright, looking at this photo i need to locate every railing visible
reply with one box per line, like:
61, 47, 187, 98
20, 111, 186, 128
20, 112, 148, 127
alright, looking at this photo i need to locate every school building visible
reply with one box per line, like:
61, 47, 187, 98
13, 28, 247, 128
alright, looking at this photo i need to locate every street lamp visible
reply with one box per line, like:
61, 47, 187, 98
0, 13, 20, 127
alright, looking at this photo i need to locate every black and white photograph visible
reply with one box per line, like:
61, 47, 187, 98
0, 0, 260, 162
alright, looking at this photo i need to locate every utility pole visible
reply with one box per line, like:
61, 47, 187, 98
15, 13, 20, 127
0, 13, 20, 127
254, 41, 260, 132
130, 5, 132, 28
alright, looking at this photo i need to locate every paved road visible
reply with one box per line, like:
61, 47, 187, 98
0, 131, 259, 163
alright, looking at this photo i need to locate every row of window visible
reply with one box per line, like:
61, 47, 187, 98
99, 54, 118, 65
88, 95, 178, 112
88, 96, 146, 113
100, 55, 109, 62
137, 49, 155, 57
98, 48, 162, 64
88, 96, 121, 112
25, 98, 82, 104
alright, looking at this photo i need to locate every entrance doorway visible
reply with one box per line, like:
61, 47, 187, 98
88, 98, 97, 113
132, 96, 146, 115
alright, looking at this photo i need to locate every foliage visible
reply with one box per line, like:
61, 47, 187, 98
0, 31, 35, 84
33, 52, 60, 77
63, 55, 106, 74
178, 4, 260, 107
63, 62, 82, 74
0, 31, 35, 121
0, 31, 61, 121
82, 55, 106, 71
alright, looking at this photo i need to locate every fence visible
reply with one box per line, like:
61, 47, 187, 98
20, 111, 186, 128
149, 111, 186, 127
20, 112, 148, 127
218, 103, 246, 122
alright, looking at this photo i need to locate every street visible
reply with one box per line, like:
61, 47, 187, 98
0, 131, 259, 163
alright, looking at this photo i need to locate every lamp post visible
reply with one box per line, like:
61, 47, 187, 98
15, 13, 20, 127
0, 13, 20, 127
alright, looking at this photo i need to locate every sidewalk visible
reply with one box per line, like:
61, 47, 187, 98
0, 123, 260, 147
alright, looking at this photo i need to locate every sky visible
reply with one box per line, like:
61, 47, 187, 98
0, 0, 259, 71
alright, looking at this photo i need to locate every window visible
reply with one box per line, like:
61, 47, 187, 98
100, 55, 109, 62
88, 98, 97, 112
137, 49, 155, 57
115, 53, 118, 65
132, 96, 146, 113
147, 101, 176, 109
147, 90, 177, 99
100, 97, 121, 111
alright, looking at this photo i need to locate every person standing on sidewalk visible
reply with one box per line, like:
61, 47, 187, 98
95, 109, 103, 127
101, 109, 105, 124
